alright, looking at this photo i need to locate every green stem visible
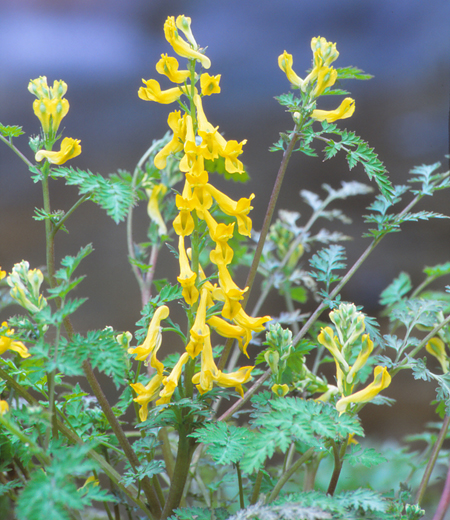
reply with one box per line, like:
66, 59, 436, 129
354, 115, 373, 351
217, 370, 271, 421
0, 133, 34, 169
160, 429, 195, 519
250, 470, 264, 505
127, 140, 164, 305
218, 126, 300, 370
82, 359, 162, 517
52, 193, 91, 237
0, 414, 50, 467
158, 427, 175, 481
236, 462, 245, 509
327, 439, 348, 496
268, 447, 315, 502
45, 323, 62, 448
416, 415, 450, 506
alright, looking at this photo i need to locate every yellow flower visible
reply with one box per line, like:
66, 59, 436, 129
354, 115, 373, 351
278, 51, 304, 88
336, 366, 391, 413
186, 289, 210, 358
0, 322, 30, 358
35, 137, 81, 165
0, 400, 9, 415
146, 184, 168, 235
214, 366, 253, 398
29, 77, 69, 135
207, 315, 249, 353
311, 36, 339, 67
200, 73, 221, 96
128, 306, 169, 373
130, 373, 164, 421
346, 334, 374, 384
177, 236, 199, 306
176, 15, 197, 48
312, 97, 355, 122
154, 111, 187, 169
272, 383, 289, 397
164, 16, 211, 69
313, 66, 338, 97
205, 184, 254, 237
173, 194, 195, 236
216, 263, 247, 320
32, 98, 70, 135
28, 76, 68, 100
220, 139, 247, 175
203, 210, 234, 266
138, 79, 184, 104
192, 332, 219, 395
426, 337, 449, 373
157, 352, 190, 405
317, 327, 349, 372
0, 267, 6, 280
156, 54, 190, 83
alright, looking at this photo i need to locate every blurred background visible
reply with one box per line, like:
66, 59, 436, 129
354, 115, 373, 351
0, 0, 449, 506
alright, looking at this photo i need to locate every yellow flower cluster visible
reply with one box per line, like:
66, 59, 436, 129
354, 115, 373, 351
129, 15, 271, 420
278, 37, 355, 122
316, 304, 390, 413
28, 76, 81, 165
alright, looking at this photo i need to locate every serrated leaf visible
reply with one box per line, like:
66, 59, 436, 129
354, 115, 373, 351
50, 167, 135, 223
379, 272, 412, 307
190, 422, 251, 465
0, 123, 24, 138
344, 444, 386, 468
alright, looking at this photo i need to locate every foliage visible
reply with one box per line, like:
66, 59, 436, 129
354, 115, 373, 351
0, 16, 449, 520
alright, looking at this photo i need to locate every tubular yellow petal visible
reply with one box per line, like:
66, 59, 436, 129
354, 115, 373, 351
128, 305, 169, 363
200, 73, 221, 96
164, 16, 211, 69
156, 54, 190, 83
0, 400, 9, 415
35, 137, 81, 165
130, 373, 164, 421
157, 352, 190, 405
312, 98, 355, 122
215, 366, 254, 398
313, 66, 338, 97
177, 236, 199, 305
138, 79, 183, 104
336, 366, 391, 413
311, 36, 339, 67
426, 337, 449, 373
278, 51, 304, 88
146, 184, 168, 235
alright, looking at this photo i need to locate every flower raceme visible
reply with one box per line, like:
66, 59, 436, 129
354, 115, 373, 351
317, 304, 391, 413
278, 36, 355, 123
129, 15, 271, 413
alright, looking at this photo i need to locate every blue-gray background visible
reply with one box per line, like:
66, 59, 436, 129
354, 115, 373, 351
1, 1, 449, 448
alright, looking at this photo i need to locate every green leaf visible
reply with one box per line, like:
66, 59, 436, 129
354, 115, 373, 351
335, 66, 374, 81
50, 167, 135, 223
344, 444, 387, 468
189, 422, 251, 465
0, 123, 24, 138
121, 460, 165, 487
379, 272, 412, 307
309, 245, 346, 292
423, 262, 450, 279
